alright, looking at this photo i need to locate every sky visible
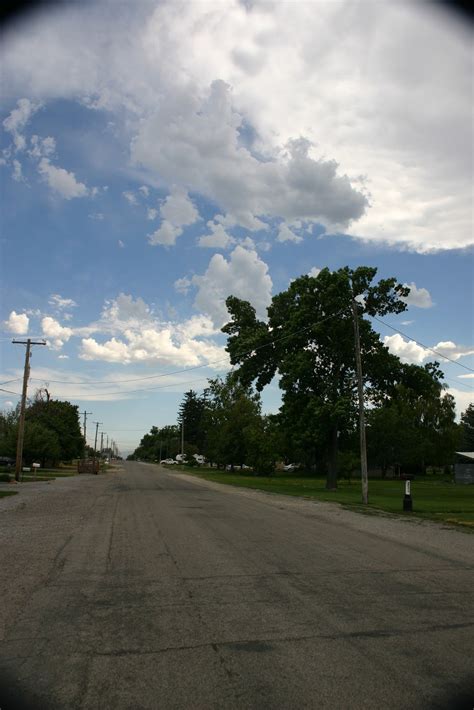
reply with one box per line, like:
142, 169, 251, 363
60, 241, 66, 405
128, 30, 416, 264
0, 0, 473, 455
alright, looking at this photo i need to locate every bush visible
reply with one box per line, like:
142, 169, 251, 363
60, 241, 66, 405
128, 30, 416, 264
0, 473, 11, 482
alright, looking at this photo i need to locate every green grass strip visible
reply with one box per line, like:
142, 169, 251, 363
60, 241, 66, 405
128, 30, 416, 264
163, 465, 474, 530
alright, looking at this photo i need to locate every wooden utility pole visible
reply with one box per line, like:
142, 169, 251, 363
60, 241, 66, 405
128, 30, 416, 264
100, 431, 104, 454
13, 339, 46, 482
181, 420, 184, 456
351, 300, 369, 504
93, 421, 102, 473
81, 410, 92, 446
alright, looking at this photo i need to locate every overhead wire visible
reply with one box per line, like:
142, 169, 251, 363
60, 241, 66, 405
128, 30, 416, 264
372, 316, 474, 372
1, 309, 472, 398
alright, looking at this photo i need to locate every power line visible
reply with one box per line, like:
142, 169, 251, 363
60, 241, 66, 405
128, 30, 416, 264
373, 316, 474, 372
23, 312, 335, 387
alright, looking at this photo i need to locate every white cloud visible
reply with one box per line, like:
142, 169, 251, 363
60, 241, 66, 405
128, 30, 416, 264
123, 190, 138, 205
174, 277, 192, 295
383, 334, 427, 365
88, 212, 104, 220
401, 283, 433, 309
78, 294, 226, 368
148, 221, 182, 246
29, 134, 56, 158
432, 341, 474, 361
277, 223, 302, 243
198, 221, 235, 249
308, 267, 321, 278
147, 207, 158, 220
3, 310, 29, 335
2, 98, 42, 151
133, 82, 367, 234
149, 186, 201, 247
41, 316, 73, 349
48, 294, 78, 310
3, 401, 14, 408
384, 334, 474, 366
1, 1, 471, 251
192, 245, 272, 326
139, 185, 149, 197
239, 236, 256, 250
160, 186, 200, 226
80, 337, 131, 363
118, 239, 125, 248
458, 374, 474, 380
100, 293, 152, 328
58, 354, 69, 359
11, 159, 23, 182
37, 158, 89, 199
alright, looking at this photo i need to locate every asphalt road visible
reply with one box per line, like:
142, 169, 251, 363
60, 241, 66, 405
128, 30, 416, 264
0, 462, 473, 710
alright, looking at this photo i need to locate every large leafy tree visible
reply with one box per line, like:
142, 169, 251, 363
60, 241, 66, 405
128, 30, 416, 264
367, 363, 459, 474
130, 425, 181, 461
222, 266, 409, 489
22, 422, 61, 466
25, 398, 84, 461
202, 374, 263, 470
0, 408, 19, 457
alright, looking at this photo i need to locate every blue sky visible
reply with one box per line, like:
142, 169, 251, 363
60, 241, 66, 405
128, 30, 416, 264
0, 1, 472, 454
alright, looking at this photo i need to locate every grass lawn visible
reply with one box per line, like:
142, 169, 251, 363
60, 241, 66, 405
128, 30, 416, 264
0, 491, 18, 498
164, 465, 474, 530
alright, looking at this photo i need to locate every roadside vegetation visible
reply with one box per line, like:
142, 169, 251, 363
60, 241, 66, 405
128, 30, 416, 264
129, 267, 471, 491
165, 465, 474, 528
0, 390, 112, 483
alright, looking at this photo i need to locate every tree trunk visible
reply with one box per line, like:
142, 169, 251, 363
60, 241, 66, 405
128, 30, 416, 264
326, 426, 338, 490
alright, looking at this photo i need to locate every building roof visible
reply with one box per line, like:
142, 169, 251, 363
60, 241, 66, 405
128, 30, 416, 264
455, 452, 474, 460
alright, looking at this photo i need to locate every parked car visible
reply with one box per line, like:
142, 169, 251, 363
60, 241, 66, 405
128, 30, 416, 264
160, 458, 176, 465
283, 463, 298, 472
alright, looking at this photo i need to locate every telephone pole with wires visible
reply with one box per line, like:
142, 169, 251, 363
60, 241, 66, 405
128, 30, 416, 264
81, 410, 92, 446
93, 421, 102, 473
12, 338, 46, 482
351, 301, 369, 505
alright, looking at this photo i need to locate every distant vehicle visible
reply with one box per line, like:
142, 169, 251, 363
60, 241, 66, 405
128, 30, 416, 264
175, 453, 186, 462
160, 458, 176, 465
284, 463, 298, 472
193, 454, 206, 465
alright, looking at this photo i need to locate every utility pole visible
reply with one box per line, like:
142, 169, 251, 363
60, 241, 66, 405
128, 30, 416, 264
351, 299, 369, 505
81, 410, 92, 446
100, 431, 104, 454
13, 338, 46, 482
93, 422, 102, 472
181, 420, 184, 456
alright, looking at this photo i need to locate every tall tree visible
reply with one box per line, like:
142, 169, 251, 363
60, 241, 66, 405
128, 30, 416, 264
178, 390, 206, 452
202, 374, 263, 470
459, 404, 474, 451
25, 398, 84, 461
367, 363, 459, 474
223, 266, 409, 489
